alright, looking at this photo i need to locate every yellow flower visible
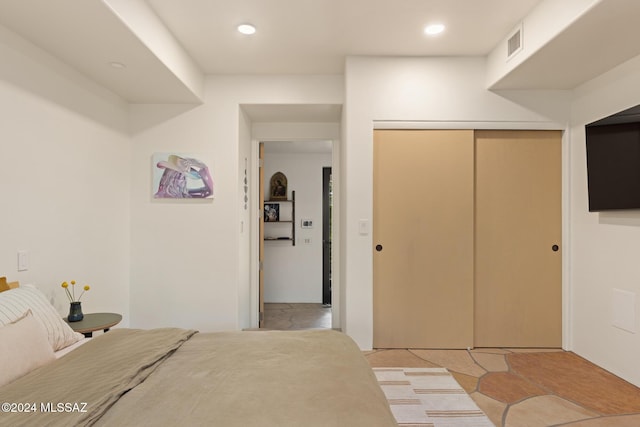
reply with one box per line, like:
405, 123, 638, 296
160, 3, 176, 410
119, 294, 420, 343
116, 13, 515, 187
61, 280, 91, 302
61, 281, 73, 301
78, 285, 90, 301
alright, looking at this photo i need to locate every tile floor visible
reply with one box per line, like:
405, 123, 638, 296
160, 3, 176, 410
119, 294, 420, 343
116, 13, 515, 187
366, 348, 640, 427
263, 303, 332, 330
263, 303, 640, 427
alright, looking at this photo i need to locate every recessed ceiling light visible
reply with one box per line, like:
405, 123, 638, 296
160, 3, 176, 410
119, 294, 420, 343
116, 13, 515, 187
424, 24, 445, 36
237, 24, 256, 35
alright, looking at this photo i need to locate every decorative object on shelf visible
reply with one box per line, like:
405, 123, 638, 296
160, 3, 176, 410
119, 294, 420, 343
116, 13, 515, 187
61, 280, 90, 322
152, 153, 214, 199
68, 301, 84, 322
264, 203, 280, 222
243, 158, 248, 210
269, 171, 288, 200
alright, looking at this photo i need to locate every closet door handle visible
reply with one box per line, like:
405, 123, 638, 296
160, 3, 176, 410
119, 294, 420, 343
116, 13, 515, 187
375, 244, 383, 252
551, 244, 559, 252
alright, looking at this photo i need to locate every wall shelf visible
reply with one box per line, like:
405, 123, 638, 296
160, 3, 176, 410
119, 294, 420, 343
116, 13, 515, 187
264, 190, 295, 246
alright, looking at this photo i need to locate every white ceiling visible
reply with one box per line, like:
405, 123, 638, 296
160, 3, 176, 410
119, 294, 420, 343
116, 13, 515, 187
491, 0, 640, 89
146, 0, 541, 74
0, 0, 203, 103
1, 0, 640, 105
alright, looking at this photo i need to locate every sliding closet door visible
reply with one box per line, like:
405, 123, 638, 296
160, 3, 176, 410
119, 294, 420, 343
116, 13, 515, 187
373, 130, 474, 348
474, 130, 562, 347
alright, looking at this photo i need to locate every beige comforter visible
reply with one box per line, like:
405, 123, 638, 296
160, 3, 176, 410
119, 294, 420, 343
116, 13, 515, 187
0, 328, 397, 426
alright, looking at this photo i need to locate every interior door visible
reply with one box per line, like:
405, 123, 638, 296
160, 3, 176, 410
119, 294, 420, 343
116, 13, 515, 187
474, 130, 562, 347
259, 143, 265, 327
373, 130, 475, 348
322, 167, 332, 306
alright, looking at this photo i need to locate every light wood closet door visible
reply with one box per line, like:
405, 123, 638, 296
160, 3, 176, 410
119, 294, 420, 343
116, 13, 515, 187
373, 130, 474, 349
474, 130, 562, 347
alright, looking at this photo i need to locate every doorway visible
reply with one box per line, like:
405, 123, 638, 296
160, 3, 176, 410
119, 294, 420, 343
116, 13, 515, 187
259, 140, 333, 330
322, 166, 332, 306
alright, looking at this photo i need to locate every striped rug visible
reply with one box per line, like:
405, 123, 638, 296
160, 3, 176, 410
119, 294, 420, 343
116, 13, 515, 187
373, 367, 494, 426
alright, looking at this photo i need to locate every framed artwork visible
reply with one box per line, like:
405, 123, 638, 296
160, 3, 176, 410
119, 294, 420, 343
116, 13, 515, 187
264, 203, 280, 222
152, 153, 214, 199
269, 172, 288, 200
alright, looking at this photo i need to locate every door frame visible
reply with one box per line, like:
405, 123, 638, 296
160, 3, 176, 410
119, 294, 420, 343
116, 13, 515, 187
258, 143, 265, 327
373, 121, 571, 351
322, 167, 332, 306
250, 138, 341, 329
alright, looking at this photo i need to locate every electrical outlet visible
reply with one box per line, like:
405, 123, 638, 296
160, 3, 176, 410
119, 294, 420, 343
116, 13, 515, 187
612, 288, 636, 333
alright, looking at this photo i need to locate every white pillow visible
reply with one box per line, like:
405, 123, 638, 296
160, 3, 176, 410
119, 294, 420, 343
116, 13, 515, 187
0, 285, 83, 351
0, 310, 56, 386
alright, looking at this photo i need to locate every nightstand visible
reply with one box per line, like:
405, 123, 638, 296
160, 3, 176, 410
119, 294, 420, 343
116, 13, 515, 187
64, 312, 122, 338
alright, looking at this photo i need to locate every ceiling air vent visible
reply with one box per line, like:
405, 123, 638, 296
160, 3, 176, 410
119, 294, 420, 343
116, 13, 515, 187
507, 24, 523, 60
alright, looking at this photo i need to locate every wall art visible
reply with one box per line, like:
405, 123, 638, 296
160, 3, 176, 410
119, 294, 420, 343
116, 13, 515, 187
264, 203, 280, 222
269, 171, 288, 200
152, 153, 214, 199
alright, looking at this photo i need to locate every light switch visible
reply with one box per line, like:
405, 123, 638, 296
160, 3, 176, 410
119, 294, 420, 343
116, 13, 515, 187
17, 250, 29, 271
358, 219, 370, 235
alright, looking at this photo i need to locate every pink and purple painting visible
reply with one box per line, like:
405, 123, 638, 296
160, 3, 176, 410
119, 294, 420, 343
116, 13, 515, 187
153, 153, 214, 199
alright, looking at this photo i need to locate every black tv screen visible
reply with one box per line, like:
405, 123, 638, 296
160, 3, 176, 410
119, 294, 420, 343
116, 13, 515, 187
585, 121, 640, 211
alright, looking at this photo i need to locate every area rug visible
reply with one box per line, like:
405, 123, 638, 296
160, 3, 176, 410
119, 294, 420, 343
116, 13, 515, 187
373, 367, 494, 426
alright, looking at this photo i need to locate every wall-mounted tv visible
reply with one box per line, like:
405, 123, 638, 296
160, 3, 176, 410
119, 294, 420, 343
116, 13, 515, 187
585, 104, 640, 211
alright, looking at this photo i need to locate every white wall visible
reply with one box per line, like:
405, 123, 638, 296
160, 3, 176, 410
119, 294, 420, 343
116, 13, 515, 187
263, 151, 332, 303
569, 54, 640, 387
129, 100, 239, 331
343, 56, 570, 349
129, 75, 343, 332
0, 25, 345, 334
237, 108, 253, 328
0, 25, 130, 321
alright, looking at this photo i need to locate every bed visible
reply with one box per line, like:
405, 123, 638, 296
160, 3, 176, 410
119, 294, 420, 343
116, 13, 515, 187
0, 281, 398, 426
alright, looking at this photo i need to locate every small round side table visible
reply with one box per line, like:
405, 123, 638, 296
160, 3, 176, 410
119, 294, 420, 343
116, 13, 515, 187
64, 312, 122, 338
